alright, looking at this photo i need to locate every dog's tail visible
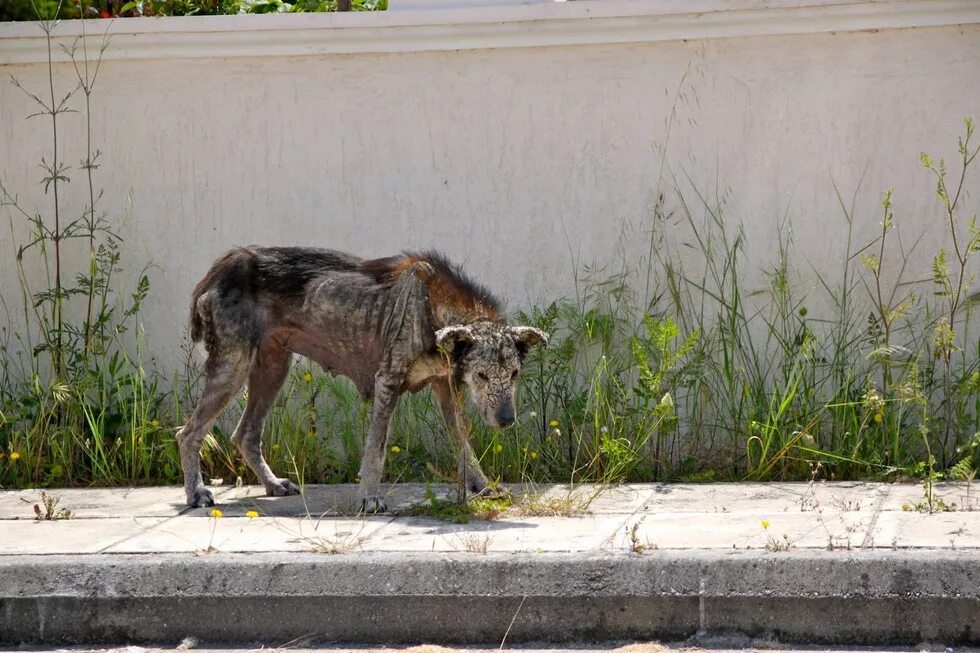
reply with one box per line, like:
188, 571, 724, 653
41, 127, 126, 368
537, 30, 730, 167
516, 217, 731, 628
189, 248, 254, 343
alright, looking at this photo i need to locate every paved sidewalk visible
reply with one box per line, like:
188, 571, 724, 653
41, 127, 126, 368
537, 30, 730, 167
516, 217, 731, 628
2, 481, 978, 554
1, 482, 978, 646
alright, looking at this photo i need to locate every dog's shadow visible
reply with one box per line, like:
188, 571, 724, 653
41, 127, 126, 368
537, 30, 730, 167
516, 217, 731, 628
173, 483, 534, 532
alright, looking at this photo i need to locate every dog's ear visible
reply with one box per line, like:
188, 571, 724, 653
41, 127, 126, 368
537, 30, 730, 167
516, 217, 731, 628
436, 325, 474, 360
508, 326, 549, 359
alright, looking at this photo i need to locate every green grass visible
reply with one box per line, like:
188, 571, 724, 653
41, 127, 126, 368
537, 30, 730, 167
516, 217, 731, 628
396, 486, 513, 523
1, 25, 978, 491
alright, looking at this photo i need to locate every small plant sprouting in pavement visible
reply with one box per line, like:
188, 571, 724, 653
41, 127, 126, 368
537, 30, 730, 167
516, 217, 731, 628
765, 534, 793, 552
796, 462, 823, 512
307, 530, 366, 555
761, 520, 793, 552
903, 468, 957, 514
400, 484, 513, 524
948, 433, 979, 510
830, 497, 861, 512
278, 515, 369, 554
451, 531, 493, 554
625, 517, 655, 553
513, 487, 598, 518
32, 491, 72, 520
196, 508, 223, 555
903, 434, 979, 513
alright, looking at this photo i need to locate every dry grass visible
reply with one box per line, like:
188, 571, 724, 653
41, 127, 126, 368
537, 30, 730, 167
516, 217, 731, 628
612, 644, 672, 653
513, 490, 597, 517
450, 531, 492, 554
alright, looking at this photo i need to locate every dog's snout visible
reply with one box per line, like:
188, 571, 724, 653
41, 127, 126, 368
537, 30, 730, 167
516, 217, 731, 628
497, 405, 515, 428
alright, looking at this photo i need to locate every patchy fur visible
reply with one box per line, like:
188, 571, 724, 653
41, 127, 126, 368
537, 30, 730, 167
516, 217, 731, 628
176, 246, 548, 512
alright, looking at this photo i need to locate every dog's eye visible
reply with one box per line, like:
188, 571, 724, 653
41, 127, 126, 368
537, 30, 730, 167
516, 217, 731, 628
477, 372, 489, 382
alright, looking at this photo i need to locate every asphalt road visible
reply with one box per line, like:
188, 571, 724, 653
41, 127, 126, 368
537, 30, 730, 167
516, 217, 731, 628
2, 644, 974, 653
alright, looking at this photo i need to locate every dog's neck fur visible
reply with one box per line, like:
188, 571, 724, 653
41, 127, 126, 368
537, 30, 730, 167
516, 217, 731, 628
363, 251, 504, 330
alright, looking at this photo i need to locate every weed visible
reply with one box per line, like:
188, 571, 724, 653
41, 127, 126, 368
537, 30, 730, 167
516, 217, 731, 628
2, 15, 174, 491
760, 520, 793, 552
624, 518, 655, 553
765, 533, 793, 552
400, 485, 511, 524
469, 497, 512, 520
948, 433, 979, 510
307, 531, 365, 554
909, 474, 956, 514
451, 531, 492, 554
0, 30, 977, 496
196, 508, 223, 555
513, 488, 597, 517
32, 491, 72, 520
830, 497, 861, 512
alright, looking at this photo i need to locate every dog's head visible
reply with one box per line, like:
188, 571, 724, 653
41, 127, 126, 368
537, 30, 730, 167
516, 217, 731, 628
436, 322, 549, 428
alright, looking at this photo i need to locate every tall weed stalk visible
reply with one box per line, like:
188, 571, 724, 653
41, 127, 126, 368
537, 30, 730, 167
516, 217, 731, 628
1, 25, 976, 490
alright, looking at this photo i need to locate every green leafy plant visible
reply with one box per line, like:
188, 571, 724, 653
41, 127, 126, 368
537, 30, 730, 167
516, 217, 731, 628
0, 27, 976, 496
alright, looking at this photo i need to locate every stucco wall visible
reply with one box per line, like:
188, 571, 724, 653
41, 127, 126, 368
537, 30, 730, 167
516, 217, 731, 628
1, 1, 978, 371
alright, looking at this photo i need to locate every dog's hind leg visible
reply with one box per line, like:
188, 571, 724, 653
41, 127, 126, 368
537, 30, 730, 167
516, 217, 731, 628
232, 342, 301, 497
177, 353, 250, 508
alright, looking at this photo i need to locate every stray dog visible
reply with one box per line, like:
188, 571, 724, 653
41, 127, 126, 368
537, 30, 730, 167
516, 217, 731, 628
176, 247, 549, 512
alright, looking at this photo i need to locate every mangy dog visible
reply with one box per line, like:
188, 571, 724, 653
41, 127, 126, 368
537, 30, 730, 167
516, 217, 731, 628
176, 247, 548, 512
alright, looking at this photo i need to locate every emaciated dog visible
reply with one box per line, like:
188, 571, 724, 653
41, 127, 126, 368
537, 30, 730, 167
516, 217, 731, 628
176, 247, 549, 512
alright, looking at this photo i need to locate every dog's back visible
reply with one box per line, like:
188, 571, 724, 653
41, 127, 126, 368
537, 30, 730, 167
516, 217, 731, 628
188, 247, 362, 344
190, 246, 501, 347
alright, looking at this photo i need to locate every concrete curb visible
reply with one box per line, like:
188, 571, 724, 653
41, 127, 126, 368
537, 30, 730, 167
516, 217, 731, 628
2, 550, 978, 645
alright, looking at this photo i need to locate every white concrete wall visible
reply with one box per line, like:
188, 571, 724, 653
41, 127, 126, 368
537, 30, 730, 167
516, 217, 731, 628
1, 0, 979, 372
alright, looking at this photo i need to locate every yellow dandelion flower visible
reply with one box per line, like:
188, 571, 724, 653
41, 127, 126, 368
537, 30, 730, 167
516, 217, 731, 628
303, 372, 313, 383
873, 412, 884, 424
549, 419, 559, 428
494, 443, 503, 454
390, 445, 401, 454
761, 520, 770, 530
901, 503, 911, 512
245, 510, 259, 519
530, 451, 538, 460
150, 419, 160, 428
210, 508, 223, 519
9, 452, 21, 462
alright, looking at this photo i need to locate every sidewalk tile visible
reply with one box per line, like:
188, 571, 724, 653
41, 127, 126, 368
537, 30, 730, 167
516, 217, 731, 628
102, 515, 392, 554
363, 514, 629, 553
869, 511, 980, 549
0, 517, 157, 554
611, 511, 873, 550
0, 486, 192, 520
638, 482, 888, 515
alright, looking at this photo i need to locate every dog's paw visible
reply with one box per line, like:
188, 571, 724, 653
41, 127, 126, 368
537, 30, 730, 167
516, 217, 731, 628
187, 487, 215, 508
266, 478, 302, 497
359, 496, 388, 514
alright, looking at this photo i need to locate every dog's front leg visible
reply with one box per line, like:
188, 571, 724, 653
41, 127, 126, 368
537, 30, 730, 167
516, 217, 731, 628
432, 378, 493, 497
357, 372, 401, 513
